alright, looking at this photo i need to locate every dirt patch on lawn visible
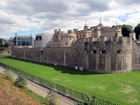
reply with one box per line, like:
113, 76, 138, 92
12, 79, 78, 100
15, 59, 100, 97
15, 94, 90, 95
86, 85, 95, 89
53, 78, 60, 80
118, 83, 135, 94
86, 85, 106, 91
125, 97, 138, 104
65, 79, 71, 82
98, 86, 106, 91
0, 74, 44, 105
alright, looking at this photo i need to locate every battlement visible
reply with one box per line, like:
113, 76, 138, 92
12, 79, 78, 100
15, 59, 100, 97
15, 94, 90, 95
90, 26, 101, 30
54, 29, 62, 34
73, 29, 78, 31
84, 36, 132, 43
76, 29, 91, 34
68, 30, 75, 33
101, 25, 122, 32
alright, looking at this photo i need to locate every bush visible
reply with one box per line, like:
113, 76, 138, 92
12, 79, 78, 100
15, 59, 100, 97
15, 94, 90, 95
76, 95, 101, 105
46, 90, 60, 105
0, 48, 5, 51
15, 75, 27, 89
4, 43, 9, 47
3, 68, 15, 82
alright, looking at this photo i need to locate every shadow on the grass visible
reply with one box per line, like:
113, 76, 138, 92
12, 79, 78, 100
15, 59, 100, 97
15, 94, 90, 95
2, 55, 103, 75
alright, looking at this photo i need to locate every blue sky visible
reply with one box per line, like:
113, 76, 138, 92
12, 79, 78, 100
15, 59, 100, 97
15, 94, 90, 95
118, 12, 138, 22
0, 29, 45, 38
0, 0, 140, 39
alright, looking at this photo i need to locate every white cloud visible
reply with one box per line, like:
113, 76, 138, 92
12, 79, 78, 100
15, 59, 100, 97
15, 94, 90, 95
0, 36, 10, 39
0, 0, 140, 36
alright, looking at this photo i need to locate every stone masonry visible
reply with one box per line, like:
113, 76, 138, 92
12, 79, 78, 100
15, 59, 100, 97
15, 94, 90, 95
11, 35, 140, 74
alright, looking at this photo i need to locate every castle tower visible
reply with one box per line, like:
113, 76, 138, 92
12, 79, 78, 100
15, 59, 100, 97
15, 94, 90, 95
95, 26, 101, 38
129, 28, 136, 40
58, 29, 61, 41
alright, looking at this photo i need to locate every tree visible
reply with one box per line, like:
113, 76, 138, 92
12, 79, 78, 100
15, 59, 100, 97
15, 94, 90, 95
0, 43, 3, 47
112, 25, 116, 28
0, 39, 2, 44
0, 39, 3, 47
0, 48, 5, 51
122, 24, 133, 37
15, 75, 27, 89
134, 23, 140, 39
4, 43, 9, 47
46, 90, 60, 105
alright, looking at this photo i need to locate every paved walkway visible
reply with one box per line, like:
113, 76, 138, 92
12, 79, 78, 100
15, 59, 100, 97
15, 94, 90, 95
0, 66, 77, 105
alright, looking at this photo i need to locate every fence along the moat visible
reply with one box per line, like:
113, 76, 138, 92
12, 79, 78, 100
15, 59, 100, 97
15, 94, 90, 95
0, 62, 119, 105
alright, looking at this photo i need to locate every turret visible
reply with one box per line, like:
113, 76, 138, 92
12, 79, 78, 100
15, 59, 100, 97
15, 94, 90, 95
84, 25, 88, 30
95, 26, 101, 38
54, 29, 57, 34
129, 28, 136, 40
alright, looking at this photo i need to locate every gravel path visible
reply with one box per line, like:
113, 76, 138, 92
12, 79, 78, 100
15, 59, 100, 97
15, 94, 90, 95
0, 66, 77, 105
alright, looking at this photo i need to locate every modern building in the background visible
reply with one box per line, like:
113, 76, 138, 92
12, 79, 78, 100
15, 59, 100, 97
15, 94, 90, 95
34, 33, 52, 48
14, 33, 34, 47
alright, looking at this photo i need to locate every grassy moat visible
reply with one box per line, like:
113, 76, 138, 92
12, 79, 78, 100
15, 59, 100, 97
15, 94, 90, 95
0, 54, 140, 105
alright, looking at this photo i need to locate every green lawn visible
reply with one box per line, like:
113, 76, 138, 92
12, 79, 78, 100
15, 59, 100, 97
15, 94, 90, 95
0, 54, 140, 105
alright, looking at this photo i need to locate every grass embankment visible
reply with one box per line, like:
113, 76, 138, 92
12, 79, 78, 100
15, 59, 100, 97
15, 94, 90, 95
0, 73, 48, 105
0, 54, 140, 105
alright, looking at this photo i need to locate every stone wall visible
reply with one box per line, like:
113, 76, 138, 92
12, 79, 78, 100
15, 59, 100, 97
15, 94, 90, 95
11, 36, 140, 73
101, 26, 122, 37
12, 39, 85, 69
84, 36, 133, 73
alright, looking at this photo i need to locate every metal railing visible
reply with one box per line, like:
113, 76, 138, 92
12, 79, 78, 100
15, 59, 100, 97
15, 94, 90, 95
0, 62, 119, 105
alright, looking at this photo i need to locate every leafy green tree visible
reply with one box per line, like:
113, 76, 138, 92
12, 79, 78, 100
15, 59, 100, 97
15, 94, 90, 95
0, 39, 3, 47
134, 23, 140, 39
4, 43, 9, 47
46, 90, 60, 105
15, 75, 27, 89
112, 25, 116, 28
0, 43, 3, 48
0, 48, 5, 51
122, 24, 133, 37
0, 39, 2, 44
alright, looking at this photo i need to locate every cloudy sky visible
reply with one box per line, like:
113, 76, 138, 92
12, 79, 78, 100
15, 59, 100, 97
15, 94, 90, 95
0, 0, 140, 39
